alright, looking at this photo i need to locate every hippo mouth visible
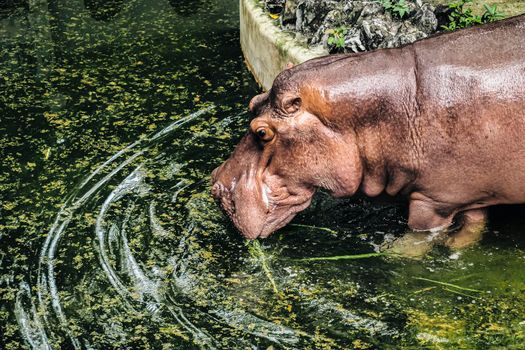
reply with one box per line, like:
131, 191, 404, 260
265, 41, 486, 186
256, 194, 314, 238
211, 177, 315, 239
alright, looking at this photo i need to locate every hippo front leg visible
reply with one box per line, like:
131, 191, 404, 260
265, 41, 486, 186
407, 197, 455, 232
383, 230, 447, 259
408, 198, 488, 250
384, 201, 487, 258
445, 208, 487, 249
382, 196, 455, 259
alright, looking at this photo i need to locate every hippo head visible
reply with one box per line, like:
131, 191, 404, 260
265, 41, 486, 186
211, 68, 363, 239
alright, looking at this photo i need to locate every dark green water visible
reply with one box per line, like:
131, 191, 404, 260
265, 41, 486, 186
1, 1, 525, 349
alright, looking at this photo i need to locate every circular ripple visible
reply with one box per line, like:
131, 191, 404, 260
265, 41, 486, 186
15, 107, 310, 349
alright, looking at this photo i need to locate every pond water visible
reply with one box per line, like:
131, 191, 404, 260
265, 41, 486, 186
1, 0, 525, 349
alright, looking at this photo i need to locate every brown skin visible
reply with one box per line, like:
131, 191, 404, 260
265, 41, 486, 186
211, 15, 525, 241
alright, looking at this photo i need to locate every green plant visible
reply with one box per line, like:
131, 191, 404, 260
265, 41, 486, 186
326, 26, 348, 50
379, 0, 410, 19
441, 0, 505, 31
481, 3, 505, 22
246, 240, 279, 295
441, 0, 481, 30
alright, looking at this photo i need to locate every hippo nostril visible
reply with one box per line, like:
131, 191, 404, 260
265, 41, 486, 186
211, 182, 223, 199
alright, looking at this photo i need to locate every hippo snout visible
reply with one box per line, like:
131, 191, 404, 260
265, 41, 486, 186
211, 164, 229, 201
211, 164, 223, 184
211, 162, 270, 239
211, 181, 225, 200
211, 179, 236, 217
211, 130, 315, 239
211, 163, 234, 202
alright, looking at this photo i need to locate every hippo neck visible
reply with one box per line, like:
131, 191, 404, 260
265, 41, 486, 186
305, 48, 421, 197
354, 111, 420, 198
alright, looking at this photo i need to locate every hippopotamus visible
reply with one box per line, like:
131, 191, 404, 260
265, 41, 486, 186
211, 15, 525, 252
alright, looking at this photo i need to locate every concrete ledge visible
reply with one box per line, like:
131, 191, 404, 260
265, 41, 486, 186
240, 0, 328, 90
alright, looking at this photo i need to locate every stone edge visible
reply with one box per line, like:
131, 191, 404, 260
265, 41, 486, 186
239, 0, 328, 91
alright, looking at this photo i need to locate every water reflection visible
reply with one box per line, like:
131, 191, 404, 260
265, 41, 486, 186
84, 0, 124, 21
168, 0, 205, 17
0, 0, 28, 18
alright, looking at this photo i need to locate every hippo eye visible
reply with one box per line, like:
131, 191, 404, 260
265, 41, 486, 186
256, 126, 274, 142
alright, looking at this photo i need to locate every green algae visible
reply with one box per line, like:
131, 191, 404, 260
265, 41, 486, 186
413, 277, 484, 294
246, 240, 280, 295
296, 252, 387, 262
288, 223, 339, 235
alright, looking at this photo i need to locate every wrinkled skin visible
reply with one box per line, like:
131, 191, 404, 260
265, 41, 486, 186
212, 15, 525, 240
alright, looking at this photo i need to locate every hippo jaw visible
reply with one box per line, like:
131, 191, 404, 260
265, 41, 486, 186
211, 157, 315, 239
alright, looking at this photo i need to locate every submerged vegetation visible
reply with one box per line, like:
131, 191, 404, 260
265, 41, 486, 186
296, 252, 387, 262
246, 240, 280, 294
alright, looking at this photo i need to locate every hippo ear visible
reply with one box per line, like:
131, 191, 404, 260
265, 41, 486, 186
249, 91, 270, 114
282, 95, 301, 114
285, 62, 294, 69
